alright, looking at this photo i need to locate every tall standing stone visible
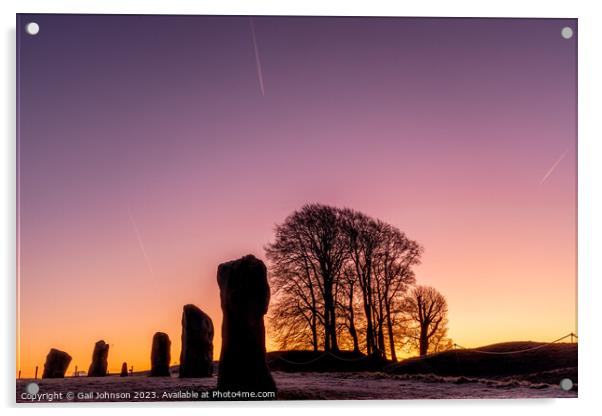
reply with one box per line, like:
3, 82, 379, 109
42, 348, 72, 379
120, 362, 128, 377
150, 332, 171, 377
179, 304, 214, 377
217, 255, 276, 393
88, 340, 109, 377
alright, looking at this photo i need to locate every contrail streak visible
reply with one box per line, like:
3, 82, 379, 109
127, 205, 154, 276
540, 150, 568, 184
249, 17, 265, 96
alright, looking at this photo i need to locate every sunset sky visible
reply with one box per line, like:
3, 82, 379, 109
17, 15, 576, 377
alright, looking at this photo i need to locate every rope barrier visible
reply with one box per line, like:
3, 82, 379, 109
325, 351, 372, 362
453, 333, 577, 355
268, 350, 372, 365
267, 332, 577, 365
268, 351, 329, 365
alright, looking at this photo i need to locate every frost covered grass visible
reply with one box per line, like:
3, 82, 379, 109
16, 342, 577, 402
16, 369, 575, 403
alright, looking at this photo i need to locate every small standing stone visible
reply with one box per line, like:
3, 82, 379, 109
150, 332, 171, 377
88, 340, 109, 377
42, 349, 72, 379
217, 255, 276, 393
179, 304, 214, 377
120, 362, 128, 377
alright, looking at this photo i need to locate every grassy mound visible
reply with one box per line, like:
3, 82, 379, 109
386, 342, 577, 382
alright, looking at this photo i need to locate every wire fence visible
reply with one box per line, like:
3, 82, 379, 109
268, 332, 578, 365
268, 351, 330, 365
268, 350, 373, 365
452, 333, 578, 355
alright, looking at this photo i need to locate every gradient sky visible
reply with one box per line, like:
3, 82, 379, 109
17, 15, 577, 377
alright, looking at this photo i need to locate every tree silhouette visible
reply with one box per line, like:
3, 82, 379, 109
402, 286, 450, 356
337, 265, 361, 352
339, 209, 381, 355
339, 210, 422, 358
372, 222, 421, 361
266, 203, 424, 359
266, 204, 346, 352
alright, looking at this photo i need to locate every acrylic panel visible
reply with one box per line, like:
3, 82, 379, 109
16, 14, 577, 402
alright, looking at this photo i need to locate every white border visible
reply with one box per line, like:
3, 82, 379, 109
2, 1, 601, 415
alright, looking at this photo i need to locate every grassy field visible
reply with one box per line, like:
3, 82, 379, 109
16, 342, 577, 402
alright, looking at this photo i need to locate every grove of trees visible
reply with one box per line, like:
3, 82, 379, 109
265, 203, 451, 359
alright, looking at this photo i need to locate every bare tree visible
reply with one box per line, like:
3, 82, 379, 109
340, 210, 422, 359
268, 264, 323, 351
336, 265, 361, 352
339, 209, 381, 355
402, 286, 449, 356
266, 204, 425, 357
428, 327, 453, 354
266, 204, 346, 352
372, 222, 421, 360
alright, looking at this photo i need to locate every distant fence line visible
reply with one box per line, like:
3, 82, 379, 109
266, 332, 578, 365
268, 350, 371, 366
22, 333, 577, 375
452, 332, 578, 355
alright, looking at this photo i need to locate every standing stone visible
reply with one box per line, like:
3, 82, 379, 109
42, 348, 72, 379
217, 255, 276, 393
120, 362, 128, 377
87, 340, 109, 377
150, 332, 171, 377
179, 304, 214, 377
